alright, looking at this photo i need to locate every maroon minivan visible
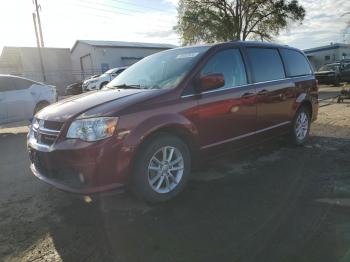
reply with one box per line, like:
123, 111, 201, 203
28, 41, 318, 202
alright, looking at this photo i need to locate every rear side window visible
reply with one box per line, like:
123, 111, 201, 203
0, 77, 14, 92
246, 48, 285, 82
280, 49, 312, 77
200, 48, 247, 90
12, 78, 34, 90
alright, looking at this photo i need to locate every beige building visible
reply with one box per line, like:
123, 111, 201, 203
0, 46, 75, 94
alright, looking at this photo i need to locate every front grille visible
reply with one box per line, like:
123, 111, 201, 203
32, 119, 63, 146
44, 120, 63, 131
33, 130, 57, 146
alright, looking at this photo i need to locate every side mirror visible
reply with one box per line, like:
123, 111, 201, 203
196, 73, 225, 92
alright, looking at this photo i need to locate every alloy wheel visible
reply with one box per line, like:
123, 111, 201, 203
147, 146, 184, 194
295, 111, 309, 141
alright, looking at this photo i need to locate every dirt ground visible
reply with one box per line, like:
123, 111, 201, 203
1, 87, 350, 262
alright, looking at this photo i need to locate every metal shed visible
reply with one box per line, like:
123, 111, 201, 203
71, 40, 176, 81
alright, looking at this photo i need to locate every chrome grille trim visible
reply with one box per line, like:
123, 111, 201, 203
33, 127, 60, 136
30, 119, 63, 147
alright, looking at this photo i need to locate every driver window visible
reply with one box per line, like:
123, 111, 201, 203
200, 49, 247, 90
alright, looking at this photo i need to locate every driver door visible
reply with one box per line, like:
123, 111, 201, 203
194, 48, 257, 149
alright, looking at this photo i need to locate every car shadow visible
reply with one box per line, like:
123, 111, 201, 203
45, 135, 350, 262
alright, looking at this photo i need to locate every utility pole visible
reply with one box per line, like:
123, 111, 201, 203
32, 12, 46, 82
33, 0, 44, 47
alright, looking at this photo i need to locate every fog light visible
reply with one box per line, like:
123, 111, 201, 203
84, 196, 92, 203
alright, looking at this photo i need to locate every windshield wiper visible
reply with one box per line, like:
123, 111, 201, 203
109, 84, 142, 89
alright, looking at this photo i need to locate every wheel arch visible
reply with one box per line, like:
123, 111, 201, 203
138, 125, 199, 157
294, 92, 314, 120
299, 100, 313, 117
34, 100, 50, 115
99, 81, 109, 89
123, 114, 200, 179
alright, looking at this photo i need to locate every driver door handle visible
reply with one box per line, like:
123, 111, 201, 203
241, 92, 255, 98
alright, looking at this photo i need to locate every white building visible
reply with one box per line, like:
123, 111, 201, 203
71, 40, 176, 81
303, 43, 350, 70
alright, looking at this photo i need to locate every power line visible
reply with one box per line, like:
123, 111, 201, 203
112, 0, 175, 13
33, 0, 45, 47
31, 12, 46, 82
71, 3, 176, 29
72, 0, 176, 25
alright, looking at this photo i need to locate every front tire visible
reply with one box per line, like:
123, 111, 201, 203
131, 135, 191, 203
290, 106, 311, 145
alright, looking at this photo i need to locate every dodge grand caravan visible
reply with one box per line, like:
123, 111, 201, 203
27, 41, 318, 202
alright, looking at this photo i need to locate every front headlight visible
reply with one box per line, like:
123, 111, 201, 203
66, 117, 118, 142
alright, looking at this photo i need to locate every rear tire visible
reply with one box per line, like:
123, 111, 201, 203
290, 106, 311, 145
334, 76, 340, 86
131, 135, 191, 203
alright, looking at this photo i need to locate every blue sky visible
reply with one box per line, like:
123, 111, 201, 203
0, 0, 349, 52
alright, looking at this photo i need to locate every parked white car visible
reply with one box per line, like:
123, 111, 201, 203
0, 75, 57, 125
82, 67, 127, 92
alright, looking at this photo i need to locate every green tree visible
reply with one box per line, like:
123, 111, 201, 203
176, 0, 305, 45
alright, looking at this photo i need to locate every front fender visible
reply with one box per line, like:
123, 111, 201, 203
121, 113, 199, 153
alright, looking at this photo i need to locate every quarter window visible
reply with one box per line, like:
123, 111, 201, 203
12, 78, 34, 90
280, 49, 313, 77
0, 77, 14, 92
200, 49, 247, 90
247, 48, 285, 82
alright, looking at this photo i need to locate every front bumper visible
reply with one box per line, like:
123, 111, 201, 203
30, 163, 123, 194
27, 130, 133, 194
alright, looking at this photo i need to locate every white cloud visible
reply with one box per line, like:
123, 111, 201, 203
0, 0, 349, 52
163, 0, 179, 7
276, 0, 350, 49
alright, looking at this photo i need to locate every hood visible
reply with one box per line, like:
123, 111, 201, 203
86, 74, 100, 80
36, 89, 148, 122
84, 77, 99, 84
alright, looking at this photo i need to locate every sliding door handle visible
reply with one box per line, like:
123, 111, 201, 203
258, 89, 268, 95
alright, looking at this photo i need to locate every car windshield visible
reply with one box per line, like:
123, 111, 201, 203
106, 46, 209, 90
319, 64, 339, 71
